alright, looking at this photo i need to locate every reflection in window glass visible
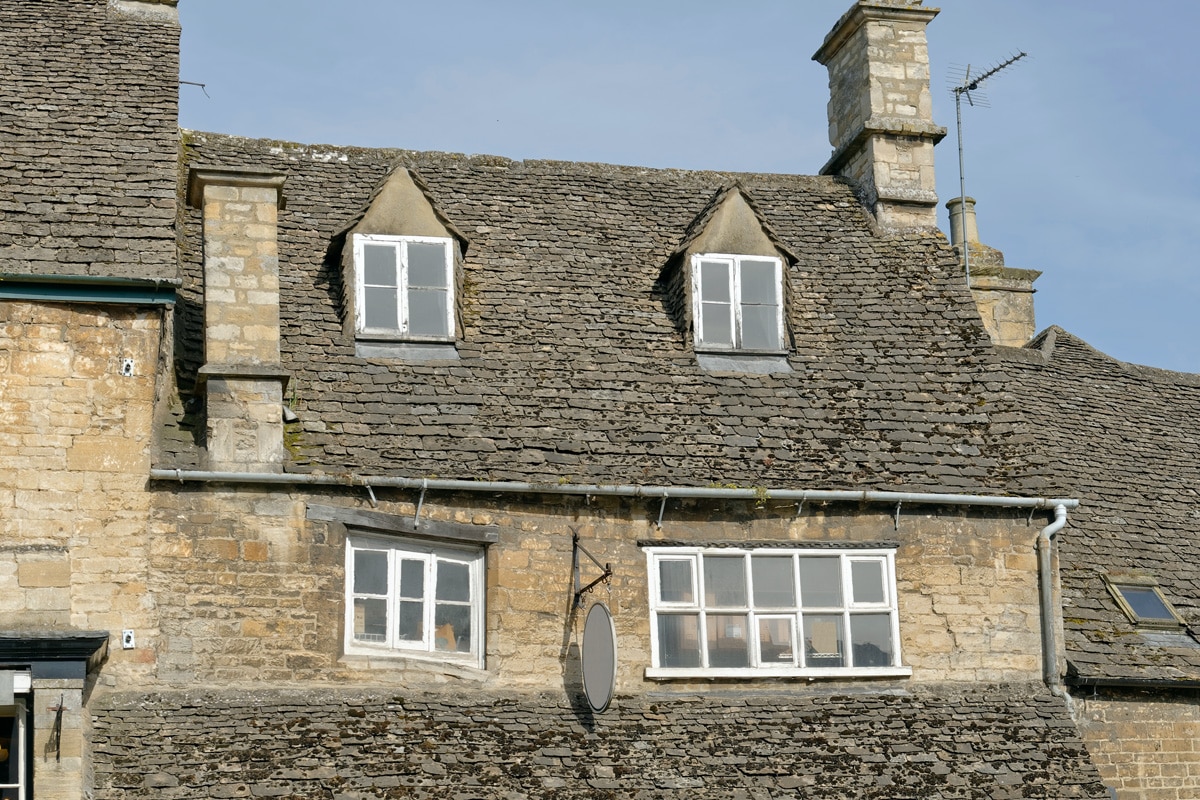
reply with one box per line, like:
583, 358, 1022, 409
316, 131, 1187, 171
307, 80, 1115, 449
757, 616, 796, 666
804, 614, 844, 667
658, 615, 701, 668
850, 613, 893, 667
659, 560, 694, 603
707, 614, 750, 668
1117, 585, 1177, 622
799, 557, 842, 607
752, 555, 795, 607
704, 555, 746, 607
851, 560, 885, 604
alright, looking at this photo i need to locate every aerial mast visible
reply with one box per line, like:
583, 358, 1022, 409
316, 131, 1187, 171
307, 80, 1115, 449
951, 51, 1027, 288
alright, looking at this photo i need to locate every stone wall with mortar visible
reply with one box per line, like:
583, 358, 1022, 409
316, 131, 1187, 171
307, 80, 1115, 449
1071, 688, 1200, 800
139, 486, 1053, 691
0, 300, 161, 682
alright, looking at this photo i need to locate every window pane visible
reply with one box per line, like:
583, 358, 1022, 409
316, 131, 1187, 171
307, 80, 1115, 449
851, 560, 885, 604
1118, 586, 1176, 621
740, 305, 779, 350
435, 560, 470, 602
364, 287, 399, 329
407, 287, 449, 337
659, 559, 694, 604
407, 241, 449, 288
397, 600, 424, 642
803, 614, 844, 667
658, 614, 701, 667
752, 555, 795, 607
435, 603, 471, 652
757, 617, 796, 666
699, 260, 731, 302
704, 555, 746, 607
353, 597, 388, 642
850, 613, 893, 667
700, 301, 733, 346
799, 557, 842, 607
707, 614, 750, 668
363, 244, 398, 286
740, 259, 778, 304
353, 550, 388, 595
398, 559, 424, 599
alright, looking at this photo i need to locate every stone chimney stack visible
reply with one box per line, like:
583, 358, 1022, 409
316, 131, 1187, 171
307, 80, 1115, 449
946, 196, 1041, 347
187, 168, 290, 472
813, 0, 946, 231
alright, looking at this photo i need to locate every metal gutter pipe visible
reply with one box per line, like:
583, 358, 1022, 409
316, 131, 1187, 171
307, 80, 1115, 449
1038, 504, 1068, 695
150, 468, 1078, 511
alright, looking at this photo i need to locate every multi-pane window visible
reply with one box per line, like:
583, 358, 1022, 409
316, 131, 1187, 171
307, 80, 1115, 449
354, 234, 454, 339
691, 254, 784, 351
646, 548, 905, 677
345, 535, 484, 666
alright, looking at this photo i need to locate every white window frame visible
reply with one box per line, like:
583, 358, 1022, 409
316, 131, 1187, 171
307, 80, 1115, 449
644, 547, 909, 679
353, 233, 455, 340
0, 698, 27, 800
690, 253, 785, 352
344, 534, 485, 668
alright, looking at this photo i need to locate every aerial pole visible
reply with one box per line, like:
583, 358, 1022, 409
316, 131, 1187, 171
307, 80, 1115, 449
951, 51, 1026, 288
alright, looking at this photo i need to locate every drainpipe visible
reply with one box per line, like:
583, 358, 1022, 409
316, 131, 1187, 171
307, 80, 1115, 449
1038, 504, 1068, 695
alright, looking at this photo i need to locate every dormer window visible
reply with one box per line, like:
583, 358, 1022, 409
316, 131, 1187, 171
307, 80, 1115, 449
354, 234, 454, 340
692, 254, 784, 352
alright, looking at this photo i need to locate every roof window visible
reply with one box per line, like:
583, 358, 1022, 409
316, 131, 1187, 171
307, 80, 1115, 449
1105, 575, 1184, 628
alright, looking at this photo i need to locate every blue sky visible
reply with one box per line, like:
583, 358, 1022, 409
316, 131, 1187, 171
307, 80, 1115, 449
179, 1, 1200, 373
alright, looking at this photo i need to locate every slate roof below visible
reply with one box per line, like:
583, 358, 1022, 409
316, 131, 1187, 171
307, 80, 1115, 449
1001, 328, 1200, 683
0, 0, 179, 280
92, 685, 1107, 799
166, 133, 1046, 497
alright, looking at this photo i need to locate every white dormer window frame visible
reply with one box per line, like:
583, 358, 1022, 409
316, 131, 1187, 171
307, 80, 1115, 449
691, 253, 785, 353
354, 233, 455, 341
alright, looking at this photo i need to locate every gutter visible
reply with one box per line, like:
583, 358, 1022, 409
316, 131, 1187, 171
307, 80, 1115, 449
1066, 676, 1200, 691
1038, 504, 1069, 694
150, 468, 1077, 510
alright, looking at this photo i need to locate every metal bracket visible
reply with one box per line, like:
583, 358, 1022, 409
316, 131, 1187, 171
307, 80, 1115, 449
47, 694, 64, 762
364, 482, 378, 509
657, 494, 669, 528
572, 527, 612, 608
894, 501, 902, 531
414, 479, 427, 523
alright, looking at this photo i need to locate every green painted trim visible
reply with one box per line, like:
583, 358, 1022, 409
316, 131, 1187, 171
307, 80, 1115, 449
0, 275, 177, 305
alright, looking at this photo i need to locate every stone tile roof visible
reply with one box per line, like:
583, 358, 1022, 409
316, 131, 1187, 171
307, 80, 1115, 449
93, 685, 1107, 799
166, 132, 1048, 495
1001, 328, 1200, 683
0, 0, 179, 280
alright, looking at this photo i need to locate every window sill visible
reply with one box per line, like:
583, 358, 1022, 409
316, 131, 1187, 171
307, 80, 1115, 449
696, 352, 792, 374
340, 648, 486, 674
644, 665, 912, 681
355, 340, 459, 361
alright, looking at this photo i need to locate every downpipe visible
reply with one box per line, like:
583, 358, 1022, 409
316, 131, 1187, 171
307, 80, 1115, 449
1038, 504, 1068, 695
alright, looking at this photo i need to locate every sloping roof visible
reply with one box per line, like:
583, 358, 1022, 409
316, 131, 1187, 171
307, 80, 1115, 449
94, 686, 1108, 799
1001, 328, 1200, 684
165, 131, 1047, 495
0, 0, 179, 280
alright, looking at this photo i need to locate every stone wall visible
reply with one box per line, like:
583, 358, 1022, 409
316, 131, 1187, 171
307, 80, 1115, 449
1072, 688, 1200, 800
89, 684, 1108, 800
142, 487, 1050, 690
0, 301, 160, 679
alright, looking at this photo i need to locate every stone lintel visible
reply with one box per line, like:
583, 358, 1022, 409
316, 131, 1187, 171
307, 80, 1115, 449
306, 504, 499, 545
187, 167, 287, 210
813, 1, 941, 65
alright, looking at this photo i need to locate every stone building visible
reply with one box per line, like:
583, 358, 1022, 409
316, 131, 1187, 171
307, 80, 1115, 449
0, 0, 1192, 799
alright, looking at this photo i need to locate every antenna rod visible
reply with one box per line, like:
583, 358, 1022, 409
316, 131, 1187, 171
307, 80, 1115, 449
952, 51, 1026, 288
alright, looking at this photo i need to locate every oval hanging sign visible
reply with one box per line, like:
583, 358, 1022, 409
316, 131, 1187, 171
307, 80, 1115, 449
581, 602, 617, 713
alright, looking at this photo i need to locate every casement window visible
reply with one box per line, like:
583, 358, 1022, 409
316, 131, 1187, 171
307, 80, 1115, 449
1105, 576, 1185, 628
345, 535, 484, 666
354, 234, 454, 339
645, 547, 908, 678
0, 698, 28, 800
691, 254, 784, 352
